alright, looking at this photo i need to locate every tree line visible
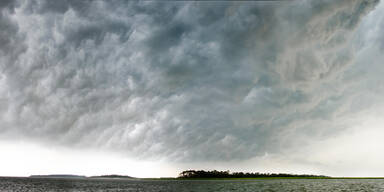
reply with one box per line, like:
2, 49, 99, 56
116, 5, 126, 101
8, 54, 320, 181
178, 170, 328, 178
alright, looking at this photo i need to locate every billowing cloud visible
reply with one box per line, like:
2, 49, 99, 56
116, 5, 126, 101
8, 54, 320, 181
0, 0, 382, 164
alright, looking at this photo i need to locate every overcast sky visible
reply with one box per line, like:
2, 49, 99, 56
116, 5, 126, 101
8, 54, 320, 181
1, 0, 384, 178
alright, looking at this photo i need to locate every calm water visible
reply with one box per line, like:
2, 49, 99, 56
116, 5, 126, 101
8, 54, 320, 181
1, 177, 384, 192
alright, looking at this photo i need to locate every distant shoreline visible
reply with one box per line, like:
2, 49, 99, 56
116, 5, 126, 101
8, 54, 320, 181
28, 174, 135, 180
30, 175, 86, 179
176, 170, 329, 179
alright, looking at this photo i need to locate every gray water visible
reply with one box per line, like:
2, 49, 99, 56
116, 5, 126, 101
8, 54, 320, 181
1, 177, 384, 192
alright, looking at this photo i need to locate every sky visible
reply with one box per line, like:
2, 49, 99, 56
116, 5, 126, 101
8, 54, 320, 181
1, 0, 384, 178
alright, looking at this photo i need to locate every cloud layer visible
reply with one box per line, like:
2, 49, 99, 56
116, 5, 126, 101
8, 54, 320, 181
0, 0, 382, 163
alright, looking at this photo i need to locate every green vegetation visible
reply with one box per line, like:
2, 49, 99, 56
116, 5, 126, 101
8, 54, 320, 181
178, 170, 329, 179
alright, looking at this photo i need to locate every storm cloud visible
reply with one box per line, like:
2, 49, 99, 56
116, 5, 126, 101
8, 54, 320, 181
0, 0, 382, 163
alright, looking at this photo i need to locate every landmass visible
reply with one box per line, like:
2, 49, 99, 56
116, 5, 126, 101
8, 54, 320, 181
177, 170, 329, 179
30, 174, 86, 179
89, 175, 135, 179
29, 174, 134, 179
27, 171, 384, 180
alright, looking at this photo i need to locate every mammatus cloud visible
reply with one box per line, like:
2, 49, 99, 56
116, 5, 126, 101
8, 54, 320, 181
0, 0, 381, 162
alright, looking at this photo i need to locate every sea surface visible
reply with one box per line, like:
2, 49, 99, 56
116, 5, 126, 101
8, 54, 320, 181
1, 177, 384, 192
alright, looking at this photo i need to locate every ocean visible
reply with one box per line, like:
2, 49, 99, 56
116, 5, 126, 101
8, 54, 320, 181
1, 177, 384, 191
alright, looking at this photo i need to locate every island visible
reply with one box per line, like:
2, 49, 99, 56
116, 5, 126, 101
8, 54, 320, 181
30, 174, 86, 179
89, 175, 134, 179
178, 170, 329, 179
29, 174, 134, 179
29, 171, 329, 180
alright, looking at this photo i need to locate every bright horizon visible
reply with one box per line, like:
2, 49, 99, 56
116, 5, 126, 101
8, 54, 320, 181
1, 0, 384, 178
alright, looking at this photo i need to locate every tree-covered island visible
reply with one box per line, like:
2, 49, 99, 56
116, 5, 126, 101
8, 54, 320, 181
178, 170, 329, 179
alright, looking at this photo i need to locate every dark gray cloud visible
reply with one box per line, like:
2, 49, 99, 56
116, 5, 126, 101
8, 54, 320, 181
0, 0, 382, 162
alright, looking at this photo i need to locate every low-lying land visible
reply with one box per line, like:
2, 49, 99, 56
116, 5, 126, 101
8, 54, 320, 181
30, 175, 86, 179
29, 174, 135, 179
177, 170, 329, 179
89, 175, 134, 179
26, 171, 384, 180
